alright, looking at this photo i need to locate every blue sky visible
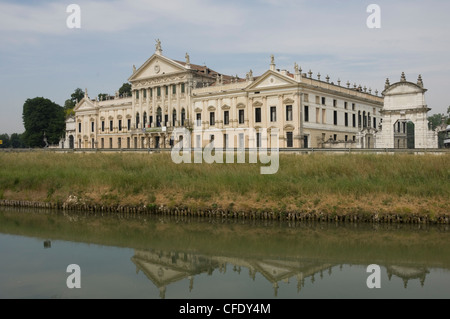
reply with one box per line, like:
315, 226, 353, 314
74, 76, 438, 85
1, 0, 449, 134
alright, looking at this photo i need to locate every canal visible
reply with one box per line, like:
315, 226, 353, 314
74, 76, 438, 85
0, 207, 449, 299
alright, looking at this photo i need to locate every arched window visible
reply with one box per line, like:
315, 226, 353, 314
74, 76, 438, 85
143, 112, 147, 128
172, 109, 177, 127
181, 108, 186, 126
136, 112, 140, 128
156, 107, 162, 127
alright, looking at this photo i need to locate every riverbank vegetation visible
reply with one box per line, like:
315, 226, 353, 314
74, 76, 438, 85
0, 152, 449, 217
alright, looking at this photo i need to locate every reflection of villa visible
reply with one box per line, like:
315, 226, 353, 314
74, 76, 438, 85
131, 248, 430, 298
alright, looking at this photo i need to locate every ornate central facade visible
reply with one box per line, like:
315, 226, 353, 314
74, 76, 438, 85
63, 41, 437, 150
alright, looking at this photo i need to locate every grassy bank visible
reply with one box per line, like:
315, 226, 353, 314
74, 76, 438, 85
0, 152, 449, 217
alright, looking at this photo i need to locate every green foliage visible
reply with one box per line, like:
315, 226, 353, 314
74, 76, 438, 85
22, 97, 65, 147
0, 133, 26, 148
98, 93, 108, 100
119, 83, 131, 97
70, 88, 85, 104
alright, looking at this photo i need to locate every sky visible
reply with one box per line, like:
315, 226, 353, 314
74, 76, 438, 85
0, 0, 449, 135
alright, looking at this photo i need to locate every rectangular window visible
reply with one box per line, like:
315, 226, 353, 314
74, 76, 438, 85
286, 105, 293, 121
181, 83, 185, 93
352, 114, 356, 128
239, 109, 244, 124
333, 134, 337, 141
196, 113, 201, 126
157, 87, 161, 97
165, 86, 168, 96
239, 133, 244, 149
304, 105, 309, 122
127, 137, 130, 149
315, 96, 320, 104
119, 119, 122, 131
256, 132, 261, 148
101, 121, 105, 132
127, 119, 131, 130
270, 106, 276, 122
143, 89, 147, 99
172, 113, 176, 127
255, 108, 261, 123
110, 120, 113, 131
101, 138, 104, 149
78, 123, 81, 133
135, 90, 139, 99
286, 132, 293, 147
109, 138, 113, 149
344, 102, 348, 109
334, 111, 337, 125
345, 113, 348, 127
345, 135, 348, 142
224, 111, 229, 125
333, 99, 337, 107
322, 97, 326, 105
150, 116, 153, 126
210, 112, 215, 126
150, 88, 153, 98
322, 109, 326, 124
164, 115, 168, 126
118, 138, 121, 149
373, 117, 377, 128
91, 122, 94, 132
172, 85, 176, 95
352, 103, 355, 111
304, 94, 309, 102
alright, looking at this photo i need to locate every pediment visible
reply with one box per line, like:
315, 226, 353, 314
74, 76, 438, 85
284, 124, 295, 131
283, 98, 295, 104
74, 98, 95, 111
207, 105, 216, 111
383, 82, 426, 96
194, 107, 202, 113
253, 101, 263, 107
236, 103, 246, 109
247, 70, 298, 91
221, 104, 231, 110
128, 54, 187, 82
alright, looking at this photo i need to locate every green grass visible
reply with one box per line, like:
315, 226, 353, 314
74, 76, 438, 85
0, 152, 449, 213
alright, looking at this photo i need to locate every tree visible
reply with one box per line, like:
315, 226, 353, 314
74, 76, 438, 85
119, 83, 131, 97
22, 97, 65, 147
71, 88, 85, 105
10, 133, 25, 148
98, 93, 109, 100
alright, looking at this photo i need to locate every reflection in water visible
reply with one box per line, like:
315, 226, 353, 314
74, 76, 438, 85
0, 207, 448, 298
130, 248, 431, 299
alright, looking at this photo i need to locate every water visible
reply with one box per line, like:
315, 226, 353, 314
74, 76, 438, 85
0, 207, 449, 299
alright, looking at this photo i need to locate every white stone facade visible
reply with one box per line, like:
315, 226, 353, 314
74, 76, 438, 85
62, 42, 438, 150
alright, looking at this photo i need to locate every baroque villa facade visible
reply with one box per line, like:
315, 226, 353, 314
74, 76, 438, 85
62, 41, 437, 150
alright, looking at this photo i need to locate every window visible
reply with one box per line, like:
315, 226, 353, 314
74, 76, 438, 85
304, 105, 309, 122
181, 109, 186, 126
173, 109, 177, 127
135, 90, 139, 99
101, 138, 104, 149
164, 115, 168, 126
196, 113, 201, 126
373, 117, 377, 128
239, 109, 244, 124
286, 105, 293, 121
92, 138, 95, 149
304, 94, 309, 102
333, 99, 337, 107
118, 138, 121, 149
196, 135, 201, 148
150, 88, 153, 98
127, 137, 130, 149
181, 83, 185, 94
165, 86, 168, 96
315, 96, 320, 104
224, 111, 229, 125
127, 119, 131, 130
143, 89, 147, 99
333, 134, 337, 141
136, 112, 140, 128
157, 87, 161, 97
322, 109, 326, 124
255, 108, 261, 123
286, 132, 293, 147
91, 122, 94, 132
210, 112, 215, 126
119, 120, 122, 131
345, 135, 348, 142
149, 116, 153, 127
109, 138, 113, 149
101, 121, 105, 132
78, 123, 81, 133
110, 120, 113, 131
345, 113, 348, 127
270, 106, 276, 122
333, 111, 337, 125
352, 114, 356, 128
352, 103, 356, 111
256, 132, 261, 148
239, 133, 244, 149
172, 85, 176, 95
358, 111, 361, 128
156, 108, 162, 127
344, 102, 348, 109
143, 112, 147, 128
321, 97, 326, 105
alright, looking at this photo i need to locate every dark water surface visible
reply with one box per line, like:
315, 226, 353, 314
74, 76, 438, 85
0, 207, 449, 299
